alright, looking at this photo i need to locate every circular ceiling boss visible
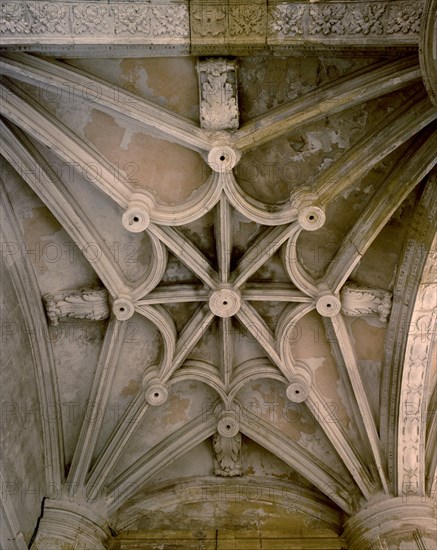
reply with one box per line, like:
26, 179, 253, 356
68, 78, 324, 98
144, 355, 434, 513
209, 287, 242, 318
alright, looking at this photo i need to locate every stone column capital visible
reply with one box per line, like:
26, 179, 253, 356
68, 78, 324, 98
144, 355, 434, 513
33, 500, 110, 549
343, 496, 437, 550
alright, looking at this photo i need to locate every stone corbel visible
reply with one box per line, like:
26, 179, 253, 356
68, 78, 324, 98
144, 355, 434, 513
213, 431, 242, 477
197, 58, 239, 131
340, 283, 393, 322
43, 288, 110, 326
210, 402, 243, 476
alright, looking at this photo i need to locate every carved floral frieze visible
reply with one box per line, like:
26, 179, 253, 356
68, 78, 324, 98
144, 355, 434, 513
0, 0, 423, 48
268, 1, 423, 39
0, 2, 190, 39
229, 4, 265, 37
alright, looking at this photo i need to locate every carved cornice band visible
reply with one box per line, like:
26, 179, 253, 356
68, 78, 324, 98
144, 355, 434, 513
0, 0, 424, 55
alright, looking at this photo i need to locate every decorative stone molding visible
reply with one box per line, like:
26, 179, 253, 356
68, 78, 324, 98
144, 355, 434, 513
340, 283, 393, 322
207, 145, 241, 173
343, 497, 437, 550
144, 378, 168, 406
397, 237, 436, 499
43, 288, 110, 326
290, 188, 325, 231
191, 3, 227, 41
191, 0, 267, 49
419, 0, 437, 106
190, 0, 423, 54
216, 410, 240, 437
269, 1, 423, 40
297, 204, 326, 232
2, 25, 436, 544
122, 190, 155, 233
0, 2, 190, 42
380, 178, 437, 492
212, 431, 242, 476
286, 364, 312, 403
209, 286, 241, 317
197, 58, 239, 131
316, 286, 341, 317
112, 294, 135, 321
0, 0, 423, 54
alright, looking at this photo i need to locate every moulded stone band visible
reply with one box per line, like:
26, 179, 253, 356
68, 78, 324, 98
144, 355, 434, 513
207, 146, 241, 173
112, 295, 135, 321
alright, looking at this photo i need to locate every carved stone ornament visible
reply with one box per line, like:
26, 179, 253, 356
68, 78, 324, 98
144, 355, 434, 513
340, 283, 393, 322
197, 58, 239, 131
209, 286, 241, 317
112, 294, 135, 321
286, 362, 312, 403
213, 431, 242, 476
290, 187, 326, 231
316, 285, 342, 317
0, 0, 423, 54
0, 2, 190, 39
207, 145, 241, 173
419, 0, 437, 106
43, 288, 109, 326
217, 410, 240, 437
144, 378, 168, 406
122, 190, 155, 233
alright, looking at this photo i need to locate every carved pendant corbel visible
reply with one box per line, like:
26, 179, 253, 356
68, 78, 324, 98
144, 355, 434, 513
43, 288, 110, 326
340, 283, 393, 322
197, 58, 239, 131
213, 431, 242, 477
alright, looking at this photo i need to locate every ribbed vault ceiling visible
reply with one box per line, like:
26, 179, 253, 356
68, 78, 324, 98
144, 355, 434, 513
0, 19, 436, 547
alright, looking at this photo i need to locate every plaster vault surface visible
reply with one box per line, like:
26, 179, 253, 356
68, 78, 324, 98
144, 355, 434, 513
0, 2, 437, 548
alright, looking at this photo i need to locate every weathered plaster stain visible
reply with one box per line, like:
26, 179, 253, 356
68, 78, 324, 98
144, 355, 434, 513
120, 58, 199, 120
22, 206, 62, 273
160, 395, 190, 427
120, 379, 140, 397
314, 359, 350, 430
351, 318, 386, 360
84, 110, 205, 204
